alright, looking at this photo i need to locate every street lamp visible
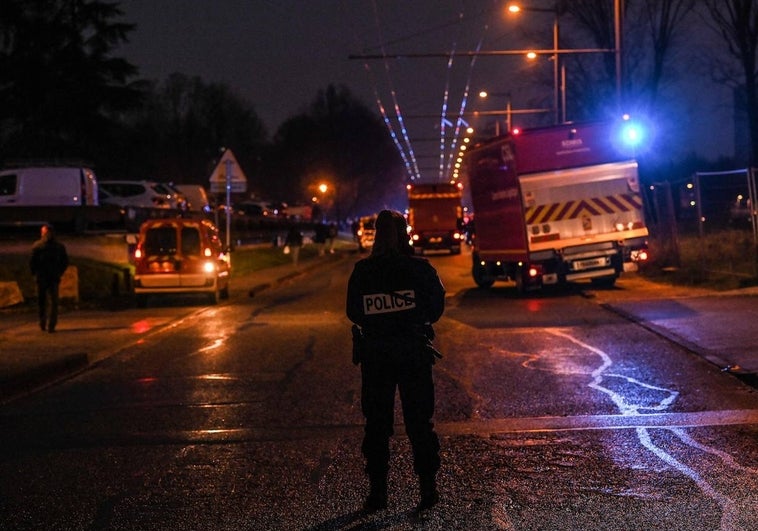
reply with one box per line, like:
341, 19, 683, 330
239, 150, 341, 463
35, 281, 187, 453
508, 3, 560, 124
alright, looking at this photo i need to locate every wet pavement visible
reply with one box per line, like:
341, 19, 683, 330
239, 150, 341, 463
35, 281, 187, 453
2, 241, 758, 402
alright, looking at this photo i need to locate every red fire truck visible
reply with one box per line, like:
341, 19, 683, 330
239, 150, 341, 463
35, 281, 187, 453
465, 120, 649, 292
406, 182, 464, 255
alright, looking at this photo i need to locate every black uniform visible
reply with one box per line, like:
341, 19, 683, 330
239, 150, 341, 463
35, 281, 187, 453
346, 251, 445, 482
30, 229, 69, 332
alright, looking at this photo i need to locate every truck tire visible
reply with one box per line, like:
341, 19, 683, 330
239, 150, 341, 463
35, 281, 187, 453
472, 254, 494, 288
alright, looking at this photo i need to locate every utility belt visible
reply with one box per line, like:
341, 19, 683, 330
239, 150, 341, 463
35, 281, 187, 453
352, 324, 442, 366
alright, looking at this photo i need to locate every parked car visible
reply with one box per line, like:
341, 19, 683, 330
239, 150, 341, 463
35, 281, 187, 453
132, 218, 230, 307
99, 180, 186, 210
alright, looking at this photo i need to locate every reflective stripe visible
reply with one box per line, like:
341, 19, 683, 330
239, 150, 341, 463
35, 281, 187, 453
525, 193, 643, 224
363, 290, 416, 315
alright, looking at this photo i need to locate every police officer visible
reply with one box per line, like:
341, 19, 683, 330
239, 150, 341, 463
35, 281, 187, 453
346, 209, 445, 513
30, 223, 69, 333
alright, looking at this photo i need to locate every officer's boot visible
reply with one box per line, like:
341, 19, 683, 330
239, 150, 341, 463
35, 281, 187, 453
416, 474, 439, 512
363, 473, 388, 513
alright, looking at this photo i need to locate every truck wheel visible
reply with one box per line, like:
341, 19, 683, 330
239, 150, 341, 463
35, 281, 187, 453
472, 258, 494, 288
515, 272, 527, 295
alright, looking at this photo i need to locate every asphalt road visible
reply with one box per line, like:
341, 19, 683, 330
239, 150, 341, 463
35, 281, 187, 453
0, 249, 756, 530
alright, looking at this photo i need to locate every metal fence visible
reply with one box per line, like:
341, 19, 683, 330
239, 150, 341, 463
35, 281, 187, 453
648, 168, 758, 279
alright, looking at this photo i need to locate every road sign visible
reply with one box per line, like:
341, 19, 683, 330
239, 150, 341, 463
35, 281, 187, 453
209, 149, 247, 194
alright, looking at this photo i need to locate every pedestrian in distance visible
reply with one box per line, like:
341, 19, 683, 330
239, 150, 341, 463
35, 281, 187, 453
314, 221, 329, 256
346, 209, 445, 514
29, 223, 69, 333
327, 221, 338, 254
284, 225, 303, 268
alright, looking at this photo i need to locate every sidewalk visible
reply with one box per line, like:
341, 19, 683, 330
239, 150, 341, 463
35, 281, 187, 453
604, 291, 758, 388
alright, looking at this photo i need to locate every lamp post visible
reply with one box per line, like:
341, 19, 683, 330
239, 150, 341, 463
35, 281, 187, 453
508, 3, 560, 124
614, 0, 623, 111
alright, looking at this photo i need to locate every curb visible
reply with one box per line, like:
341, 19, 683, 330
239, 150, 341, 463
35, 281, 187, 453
0, 352, 89, 402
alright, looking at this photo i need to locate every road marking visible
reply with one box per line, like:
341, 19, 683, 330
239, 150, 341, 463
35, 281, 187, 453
437, 409, 758, 435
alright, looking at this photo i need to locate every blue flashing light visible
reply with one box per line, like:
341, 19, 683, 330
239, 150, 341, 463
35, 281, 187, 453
620, 116, 643, 148
612, 114, 653, 155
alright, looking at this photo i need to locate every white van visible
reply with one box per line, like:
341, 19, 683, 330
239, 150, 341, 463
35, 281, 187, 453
0, 166, 99, 206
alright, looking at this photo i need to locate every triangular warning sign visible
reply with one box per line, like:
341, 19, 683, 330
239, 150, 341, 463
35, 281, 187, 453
209, 149, 247, 193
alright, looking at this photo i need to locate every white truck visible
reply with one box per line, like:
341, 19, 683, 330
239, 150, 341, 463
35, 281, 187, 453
466, 121, 650, 292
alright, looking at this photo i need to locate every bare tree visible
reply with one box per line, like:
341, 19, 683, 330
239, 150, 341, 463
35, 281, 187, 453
563, 0, 695, 118
641, 0, 697, 109
703, 0, 758, 165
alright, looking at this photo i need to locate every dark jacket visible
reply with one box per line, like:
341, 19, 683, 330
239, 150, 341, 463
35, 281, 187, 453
30, 236, 69, 282
346, 253, 445, 338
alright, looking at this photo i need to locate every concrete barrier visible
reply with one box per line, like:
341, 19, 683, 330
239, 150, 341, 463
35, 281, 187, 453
0, 281, 23, 308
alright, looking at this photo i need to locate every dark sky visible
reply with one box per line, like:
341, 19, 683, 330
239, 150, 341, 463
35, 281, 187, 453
118, 0, 734, 180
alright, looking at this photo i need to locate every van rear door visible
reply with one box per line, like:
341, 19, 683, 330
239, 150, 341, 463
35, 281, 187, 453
0, 172, 19, 205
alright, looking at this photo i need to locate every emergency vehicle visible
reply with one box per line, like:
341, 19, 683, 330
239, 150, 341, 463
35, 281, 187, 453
465, 120, 649, 292
406, 182, 464, 255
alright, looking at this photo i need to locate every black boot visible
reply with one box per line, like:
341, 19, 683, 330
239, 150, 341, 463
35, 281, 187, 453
416, 475, 439, 512
363, 474, 388, 513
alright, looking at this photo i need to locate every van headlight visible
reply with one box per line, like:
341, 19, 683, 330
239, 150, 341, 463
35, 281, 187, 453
203, 261, 216, 274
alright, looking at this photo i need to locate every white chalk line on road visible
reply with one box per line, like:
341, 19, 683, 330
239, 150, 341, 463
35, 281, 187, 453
546, 328, 758, 531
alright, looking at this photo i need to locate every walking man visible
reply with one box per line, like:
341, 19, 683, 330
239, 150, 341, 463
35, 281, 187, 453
30, 223, 69, 333
346, 209, 445, 513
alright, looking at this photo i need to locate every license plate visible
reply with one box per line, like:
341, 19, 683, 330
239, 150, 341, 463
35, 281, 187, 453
572, 257, 607, 271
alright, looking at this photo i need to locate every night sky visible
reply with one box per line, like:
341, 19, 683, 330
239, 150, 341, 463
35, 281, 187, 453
118, 0, 734, 178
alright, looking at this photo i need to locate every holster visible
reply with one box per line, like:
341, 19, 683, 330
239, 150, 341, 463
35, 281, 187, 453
351, 324, 364, 365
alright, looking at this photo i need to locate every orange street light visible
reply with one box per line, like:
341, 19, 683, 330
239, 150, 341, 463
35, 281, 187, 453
507, 2, 560, 124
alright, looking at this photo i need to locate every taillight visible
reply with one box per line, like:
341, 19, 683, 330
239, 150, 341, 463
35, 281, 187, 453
632, 249, 649, 262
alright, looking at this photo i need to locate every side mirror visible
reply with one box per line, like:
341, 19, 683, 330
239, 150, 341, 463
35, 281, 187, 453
125, 234, 137, 244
